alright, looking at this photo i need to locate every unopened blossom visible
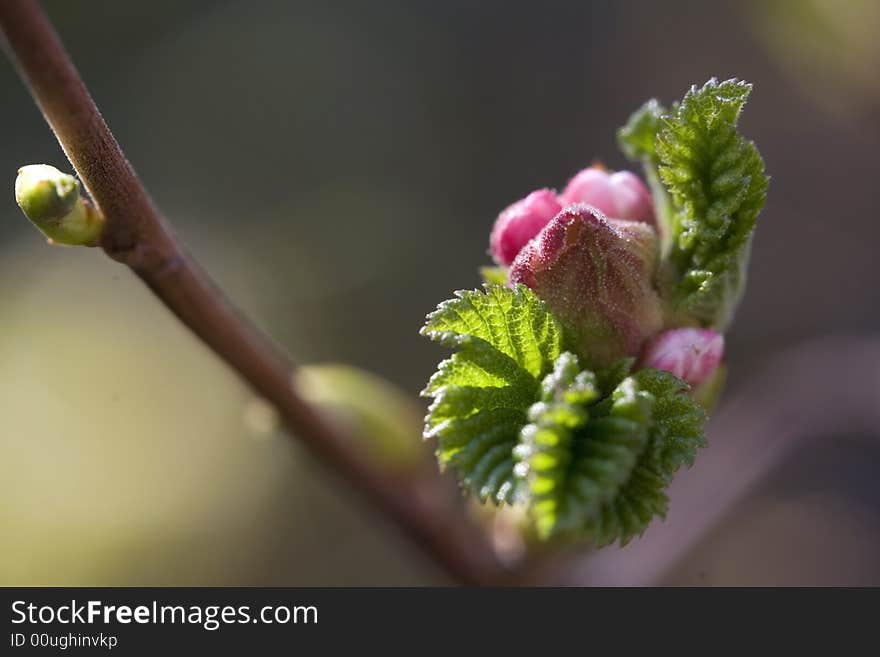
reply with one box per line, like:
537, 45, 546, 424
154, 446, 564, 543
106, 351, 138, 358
510, 204, 663, 368
489, 189, 562, 266
14, 164, 104, 246
639, 328, 725, 387
560, 166, 654, 225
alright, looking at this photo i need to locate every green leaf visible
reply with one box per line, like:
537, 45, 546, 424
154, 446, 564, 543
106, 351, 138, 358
514, 357, 708, 544
617, 99, 665, 162
421, 284, 563, 503
421, 285, 708, 541
596, 357, 636, 397
632, 368, 707, 473
655, 78, 769, 328
514, 353, 651, 539
617, 101, 677, 253
585, 368, 707, 546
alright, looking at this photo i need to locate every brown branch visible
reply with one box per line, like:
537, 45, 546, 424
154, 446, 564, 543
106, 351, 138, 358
0, 0, 512, 586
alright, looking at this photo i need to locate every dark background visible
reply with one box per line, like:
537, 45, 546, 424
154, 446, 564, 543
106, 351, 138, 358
1, 0, 878, 585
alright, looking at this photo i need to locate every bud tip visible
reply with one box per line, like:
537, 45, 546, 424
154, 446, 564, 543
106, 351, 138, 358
640, 328, 724, 387
561, 166, 655, 225
15, 164, 80, 223
14, 164, 103, 246
489, 188, 562, 266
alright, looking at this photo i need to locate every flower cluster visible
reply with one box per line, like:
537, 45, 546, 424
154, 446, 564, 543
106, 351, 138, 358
489, 165, 723, 397
421, 79, 767, 543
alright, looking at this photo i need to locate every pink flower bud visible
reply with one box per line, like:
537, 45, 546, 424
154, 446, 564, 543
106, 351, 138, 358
560, 167, 655, 225
510, 204, 663, 368
489, 189, 562, 266
639, 328, 725, 387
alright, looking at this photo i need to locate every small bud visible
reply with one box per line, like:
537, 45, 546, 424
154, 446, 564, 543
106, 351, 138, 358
15, 164, 78, 221
14, 164, 103, 246
489, 189, 562, 266
243, 397, 281, 439
295, 364, 426, 469
510, 204, 663, 368
560, 166, 654, 225
639, 328, 724, 387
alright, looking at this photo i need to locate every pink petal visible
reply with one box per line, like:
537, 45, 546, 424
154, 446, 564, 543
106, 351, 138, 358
607, 171, 655, 225
489, 189, 562, 266
560, 166, 655, 225
640, 328, 725, 386
560, 167, 614, 214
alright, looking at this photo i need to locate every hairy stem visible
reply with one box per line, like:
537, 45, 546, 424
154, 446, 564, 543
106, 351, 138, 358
0, 0, 511, 585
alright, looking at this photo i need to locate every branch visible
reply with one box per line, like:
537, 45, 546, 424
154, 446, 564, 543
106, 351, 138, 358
0, 0, 512, 585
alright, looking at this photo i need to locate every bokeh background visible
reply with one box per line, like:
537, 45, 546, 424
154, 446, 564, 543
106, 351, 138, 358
2, 0, 879, 585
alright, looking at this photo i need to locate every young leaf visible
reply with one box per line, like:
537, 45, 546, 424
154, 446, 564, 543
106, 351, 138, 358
421, 284, 563, 503
656, 78, 769, 329
585, 368, 707, 546
514, 353, 652, 539
617, 100, 677, 251
632, 367, 707, 473
596, 357, 636, 397
514, 357, 708, 544
617, 99, 665, 163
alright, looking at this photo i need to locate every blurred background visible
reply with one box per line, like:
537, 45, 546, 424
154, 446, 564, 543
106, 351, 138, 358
1, 0, 879, 585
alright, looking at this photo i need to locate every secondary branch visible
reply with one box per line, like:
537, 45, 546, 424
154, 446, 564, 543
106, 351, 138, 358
0, 0, 511, 586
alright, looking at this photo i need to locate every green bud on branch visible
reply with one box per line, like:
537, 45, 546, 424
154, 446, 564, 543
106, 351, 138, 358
14, 164, 104, 246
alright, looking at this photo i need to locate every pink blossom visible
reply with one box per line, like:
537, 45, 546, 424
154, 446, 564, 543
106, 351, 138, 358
640, 328, 725, 387
489, 189, 562, 266
560, 167, 654, 225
